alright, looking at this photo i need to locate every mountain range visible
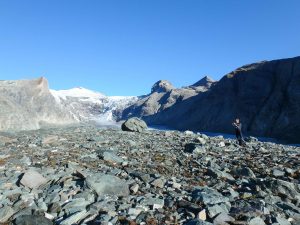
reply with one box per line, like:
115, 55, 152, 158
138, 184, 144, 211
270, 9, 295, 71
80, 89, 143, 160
0, 56, 299, 142
120, 56, 300, 142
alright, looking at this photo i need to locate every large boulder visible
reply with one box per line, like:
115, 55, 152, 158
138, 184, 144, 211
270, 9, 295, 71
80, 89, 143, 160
121, 117, 148, 133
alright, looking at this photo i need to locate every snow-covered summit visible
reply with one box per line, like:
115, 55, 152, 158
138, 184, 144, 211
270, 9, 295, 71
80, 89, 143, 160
50, 87, 106, 104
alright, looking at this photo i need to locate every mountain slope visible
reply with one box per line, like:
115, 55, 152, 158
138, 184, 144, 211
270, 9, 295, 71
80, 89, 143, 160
0, 77, 77, 131
121, 77, 214, 119
120, 56, 300, 142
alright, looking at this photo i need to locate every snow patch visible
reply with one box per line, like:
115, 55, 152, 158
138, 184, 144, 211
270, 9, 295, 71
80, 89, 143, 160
50, 87, 138, 123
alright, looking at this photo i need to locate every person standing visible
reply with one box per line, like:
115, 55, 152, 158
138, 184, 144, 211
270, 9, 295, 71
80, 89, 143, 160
232, 118, 245, 146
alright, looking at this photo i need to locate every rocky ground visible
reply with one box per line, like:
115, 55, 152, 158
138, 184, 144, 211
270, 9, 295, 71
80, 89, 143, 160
0, 125, 299, 225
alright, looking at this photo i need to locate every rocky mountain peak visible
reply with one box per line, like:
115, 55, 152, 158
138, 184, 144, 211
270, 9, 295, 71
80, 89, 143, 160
191, 76, 215, 87
151, 80, 174, 93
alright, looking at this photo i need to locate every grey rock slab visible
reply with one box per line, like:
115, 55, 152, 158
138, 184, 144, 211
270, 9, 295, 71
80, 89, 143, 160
206, 168, 235, 181
266, 179, 300, 199
274, 217, 291, 225
102, 151, 124, 164
20, 170, 48, 189
88, 201, 116, 214
213, 212, 235, 225
60, 210, 90, 225
192, 187, 230, 205
140, 196, 164, 209
177, 199, 202, 212
224, 187, 239, 201
128, 207, 144, 216
63, 198, 90, 214
230, 199, 265, 218
0, 206, 14, 223
272, 169, 285, 177
248, 217, 266, 225
14, 215, 53, 225
276, 202, 300, 213
207, 204, 227, 218
85, 173, 129, 197
151, 178, 166, 188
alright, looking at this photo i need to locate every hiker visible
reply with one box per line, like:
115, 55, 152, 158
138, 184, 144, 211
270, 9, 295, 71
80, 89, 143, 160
232, 118, 245, 146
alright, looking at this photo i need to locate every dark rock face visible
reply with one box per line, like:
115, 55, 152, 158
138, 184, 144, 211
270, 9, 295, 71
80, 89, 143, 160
121, 56, 300, 142
121, 117, 148, 132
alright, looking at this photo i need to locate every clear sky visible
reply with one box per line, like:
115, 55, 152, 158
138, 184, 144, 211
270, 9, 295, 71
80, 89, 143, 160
0, 1, 299, 96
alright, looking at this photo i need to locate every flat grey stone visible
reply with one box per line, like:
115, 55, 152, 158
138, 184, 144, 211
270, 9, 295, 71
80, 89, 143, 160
249, 217, 266, 225
60, 210, 89, 225
192, 187, 230, 205
14, 215, 53, 225
272, 169, 285, 177
151, 178, 166, 188
103, 151, 124, 164
274, 217, 291, 225
20, 170, 48, 189
213, 213, 235, 225
207, 168, 235, 181
86, 174, 129, 197
207, 204, 227, 218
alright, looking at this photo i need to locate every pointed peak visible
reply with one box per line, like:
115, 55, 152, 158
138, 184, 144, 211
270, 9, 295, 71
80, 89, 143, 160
151, 80, 174, 93
191, 76, 215, 87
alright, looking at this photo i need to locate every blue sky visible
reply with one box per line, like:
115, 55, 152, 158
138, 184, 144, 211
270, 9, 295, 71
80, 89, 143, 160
0, 1, 299, 96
